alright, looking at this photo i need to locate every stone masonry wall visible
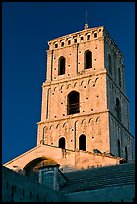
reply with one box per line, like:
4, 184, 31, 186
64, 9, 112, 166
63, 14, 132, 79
104, 37, 134, 160
37, 26, 111, 154
66, 185, 135, 202
2, 166, 66, 202
4, 145, 122, 172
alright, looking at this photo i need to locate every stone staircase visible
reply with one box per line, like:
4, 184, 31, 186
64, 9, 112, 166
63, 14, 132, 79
60, 162, 135, 194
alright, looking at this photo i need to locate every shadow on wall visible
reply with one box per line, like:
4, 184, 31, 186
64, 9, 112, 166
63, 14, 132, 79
2, 166, 66, 202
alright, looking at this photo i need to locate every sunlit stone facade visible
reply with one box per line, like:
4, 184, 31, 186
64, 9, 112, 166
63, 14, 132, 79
37, 26, 134, 160
3, 25, 134, 203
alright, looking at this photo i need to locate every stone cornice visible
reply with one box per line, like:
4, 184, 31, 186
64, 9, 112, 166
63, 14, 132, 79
42, 70, 107, 88
37, 109, 109, 125
48, 26, 104, 44
109, 111, 134, 139
103, 27, 124, 62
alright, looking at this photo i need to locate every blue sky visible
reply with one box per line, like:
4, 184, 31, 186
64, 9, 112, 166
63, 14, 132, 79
2, 2, 135, 164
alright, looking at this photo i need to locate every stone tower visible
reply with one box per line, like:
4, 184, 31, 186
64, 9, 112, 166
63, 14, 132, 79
37, 25, 134, 161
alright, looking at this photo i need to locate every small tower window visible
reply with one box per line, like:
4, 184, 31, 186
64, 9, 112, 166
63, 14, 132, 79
67, 91, 80, 115
68, 40, 71, 45
58, 56, 65, 75
117, 139, 121, 157
87, 35, 90, 40
61, 42, 64, 47
94, 33, 97, 38
79, 134, 86, 151
125, 146, 128, 161
118, 68, 122, 87
55, 43, 58, 48
85, 50, 92, 69
74, 38, 77, 43
59, 137, 65, 149
108, 54, 112, 75
81, 36, 84, 41
115, 98, 121, 121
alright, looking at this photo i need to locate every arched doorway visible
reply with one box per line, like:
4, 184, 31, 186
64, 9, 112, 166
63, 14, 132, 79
79, 134, 86, 151
85, 50, 92, 69
58, 56, 65, 75
24, 157, 58, 181
58, 137, 66, 149
67, 91, 80, 115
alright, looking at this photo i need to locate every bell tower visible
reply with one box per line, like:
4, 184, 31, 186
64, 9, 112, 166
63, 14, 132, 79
37, 25, 134, 161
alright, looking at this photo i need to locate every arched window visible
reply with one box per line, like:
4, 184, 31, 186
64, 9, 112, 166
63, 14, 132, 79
115, 98, 121, 121
59, 137, 65, 149
108, 54, 112, 75
118, 68, 122, 87
125, 146, 128, 161
67, 91, 80, 115
85, 50, 92, 69
58, 56, 65, 75
79, 134, 86, 151
117, 139, 121, 157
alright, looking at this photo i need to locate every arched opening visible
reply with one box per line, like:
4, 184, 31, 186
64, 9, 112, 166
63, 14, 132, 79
85, 50, 92, 69
125, 146, 128, 161
24, 157, 59, 190
115, 98, 121, 121
24, 157, 58, 181
58, 56, 65, 75
79, 134, 86, 151
118, 68, 122, 87
108, 54, 112, 75
117, 139, 121, 157
67, 91, 80, 115
59, 137, 65, 149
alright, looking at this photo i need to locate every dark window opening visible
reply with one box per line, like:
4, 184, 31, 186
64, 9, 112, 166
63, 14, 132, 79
94, 33, 97, 38
74, 39, 77, 43
118, 139, 121, 157
22, 189, 25, 196
118, 68, 122, 87
68, 40, 71, 45
81, 36, 84, 41
115, 98, 121, 121
87, 35, 90, 40
85, 50, 92, 69
79, 134, 86, 151
30, 192, 32, 200
67, 91, 80, 115
108, 54, 112, 75
61, 42, 64, 47
55, 44, 58, 48
58, 57, 65, 75
125, 146, 128, 161
59, 137, 65, 149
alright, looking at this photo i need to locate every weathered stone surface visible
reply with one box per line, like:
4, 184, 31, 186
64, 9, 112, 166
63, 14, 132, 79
4, 25, 134, 173
37, 25, 134, 161
2, 166, 66, 202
